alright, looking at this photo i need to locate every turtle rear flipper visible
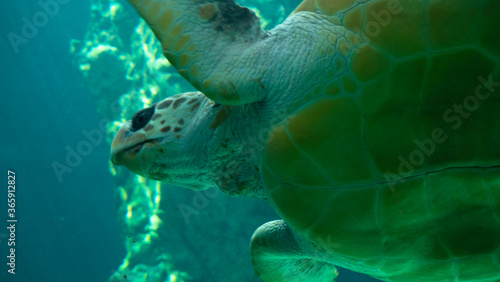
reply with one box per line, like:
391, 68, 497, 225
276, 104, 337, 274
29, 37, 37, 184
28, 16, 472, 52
251, 220, 339, 282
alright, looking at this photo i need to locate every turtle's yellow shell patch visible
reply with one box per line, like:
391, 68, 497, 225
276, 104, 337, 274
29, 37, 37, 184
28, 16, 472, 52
265, 97, 375, 189
170, 23, 184, 37
343, 4, 363, 31
337, 37, 352, 57
351, 44, 392, 82
265, 125, 331, 187
293, 0, 357, 15
157, 9, 174, 34
199, 3, 218, 21
316, 0, 356, 15
148, 2, 162, 21
172, 34, 191, 53
190, 65, 199, 77
292, 0, 317, 14
202, 79, 211, 89
130, 0, 150, 5
187, 44, 196, 53
358, 57, 426, 174
355, 0, 426, 58
325, 81, 341, 96
178, 53, 190, 67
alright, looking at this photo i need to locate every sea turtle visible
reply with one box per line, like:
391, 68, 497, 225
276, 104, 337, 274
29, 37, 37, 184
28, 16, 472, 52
110, 0, 500, 280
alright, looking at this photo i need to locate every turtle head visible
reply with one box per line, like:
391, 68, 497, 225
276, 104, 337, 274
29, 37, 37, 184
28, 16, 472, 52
111, 92, 216, 190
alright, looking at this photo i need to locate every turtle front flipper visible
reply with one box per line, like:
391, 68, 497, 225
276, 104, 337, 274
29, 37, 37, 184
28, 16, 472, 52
128, 0, 267, 105
251, 220, 339, 282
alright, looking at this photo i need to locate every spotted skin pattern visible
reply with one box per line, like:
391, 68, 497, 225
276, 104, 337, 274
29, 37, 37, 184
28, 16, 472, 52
113, 0, 500, 281
111, 92, 204, 177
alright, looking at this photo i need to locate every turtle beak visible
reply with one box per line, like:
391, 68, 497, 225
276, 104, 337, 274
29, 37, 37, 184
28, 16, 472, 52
110, 122, 147, 174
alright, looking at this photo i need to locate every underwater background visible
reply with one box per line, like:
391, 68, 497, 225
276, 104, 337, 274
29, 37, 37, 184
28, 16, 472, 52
1, 0, 382, 281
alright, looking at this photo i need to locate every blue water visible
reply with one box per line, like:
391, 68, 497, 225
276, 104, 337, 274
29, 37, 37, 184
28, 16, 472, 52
0, 1, 381, 281
1, 1, 123, 281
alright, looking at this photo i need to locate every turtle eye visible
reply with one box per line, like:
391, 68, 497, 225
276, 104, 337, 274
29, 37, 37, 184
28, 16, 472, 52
131, 105, 156, 132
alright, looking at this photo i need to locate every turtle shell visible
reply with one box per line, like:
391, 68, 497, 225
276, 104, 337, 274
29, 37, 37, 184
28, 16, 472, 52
263, 0, 500, 280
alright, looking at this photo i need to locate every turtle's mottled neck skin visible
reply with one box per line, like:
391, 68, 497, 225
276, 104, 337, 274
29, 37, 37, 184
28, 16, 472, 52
111, 92, 270, 198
